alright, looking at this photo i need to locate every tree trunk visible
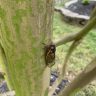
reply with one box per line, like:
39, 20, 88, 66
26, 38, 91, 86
0, 0, 54, 96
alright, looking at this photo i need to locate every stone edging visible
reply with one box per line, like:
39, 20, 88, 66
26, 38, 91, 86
54, 0, 96, 25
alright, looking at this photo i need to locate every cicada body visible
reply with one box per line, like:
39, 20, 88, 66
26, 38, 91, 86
44, 44, 56, 67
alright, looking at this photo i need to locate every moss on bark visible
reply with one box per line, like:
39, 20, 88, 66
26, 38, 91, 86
0, 0, 54, 96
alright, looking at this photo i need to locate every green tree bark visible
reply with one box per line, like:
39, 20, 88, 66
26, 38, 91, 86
0, 0, 54, 96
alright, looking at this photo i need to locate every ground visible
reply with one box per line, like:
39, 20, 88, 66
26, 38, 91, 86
66, 0, 96, 16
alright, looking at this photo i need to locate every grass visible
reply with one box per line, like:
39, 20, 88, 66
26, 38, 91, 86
53, 12, 96, 95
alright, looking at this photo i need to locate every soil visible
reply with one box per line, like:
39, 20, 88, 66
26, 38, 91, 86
66, 0, 96, 16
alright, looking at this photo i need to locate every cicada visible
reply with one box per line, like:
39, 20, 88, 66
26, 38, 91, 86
44, 43, 56, 67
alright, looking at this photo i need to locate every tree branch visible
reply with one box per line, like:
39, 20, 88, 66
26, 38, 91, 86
90, 6, 96, 20
54, 15, 96, 47
54, 32, 79, 47
59, 57, 96, 96
58, 14, 96, 79
61, 40, 81, 78
60, 11, 96, 78
75, 16, 96, 40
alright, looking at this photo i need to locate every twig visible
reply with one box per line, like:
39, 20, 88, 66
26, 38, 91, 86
54, 32, 79, 47
90, 6, 96, 20
54, 8, 96, 96
75, 16, 96, 40
54, 16, 96, 47
59, 57, 96, 96
61, 40, 81, 78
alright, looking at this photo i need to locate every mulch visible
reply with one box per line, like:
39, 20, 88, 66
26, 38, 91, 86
66, 0, 96, 16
